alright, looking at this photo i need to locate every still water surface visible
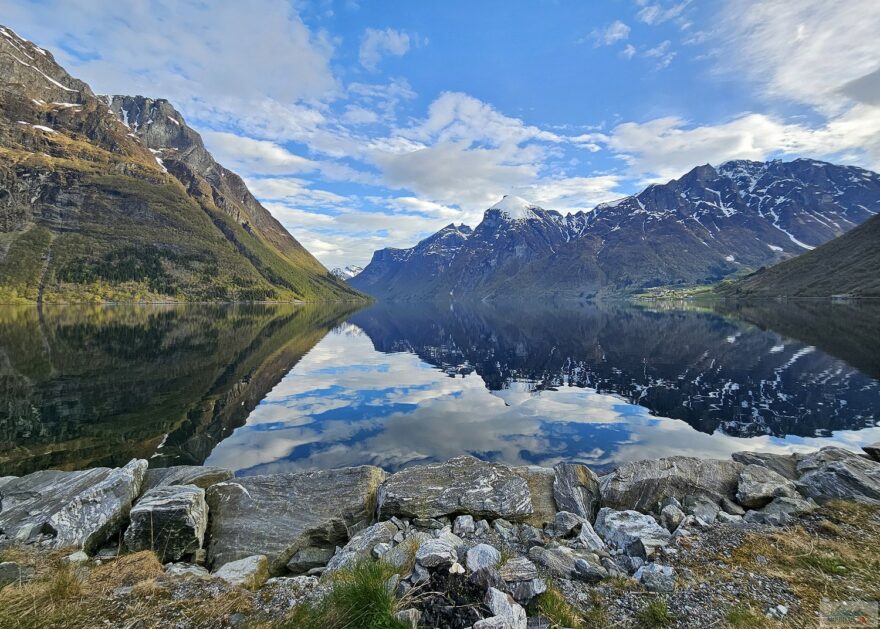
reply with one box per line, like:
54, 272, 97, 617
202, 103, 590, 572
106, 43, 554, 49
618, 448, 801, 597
1, 300, 878, 477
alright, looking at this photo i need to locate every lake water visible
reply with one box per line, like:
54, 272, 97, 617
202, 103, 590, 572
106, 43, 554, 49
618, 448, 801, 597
1, 300, 878, 477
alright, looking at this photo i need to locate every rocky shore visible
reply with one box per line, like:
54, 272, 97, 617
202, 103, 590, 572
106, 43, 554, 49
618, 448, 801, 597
1, 443, 879, 628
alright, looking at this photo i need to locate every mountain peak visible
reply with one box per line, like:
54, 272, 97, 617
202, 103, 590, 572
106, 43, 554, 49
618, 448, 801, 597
489, 195, 540, 220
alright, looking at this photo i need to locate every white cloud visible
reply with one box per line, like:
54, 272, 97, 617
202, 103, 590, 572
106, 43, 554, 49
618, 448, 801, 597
637, 1, 692, 26
524, 175, 625, 211
718, 0, 880, 111
246, 178, 348, 206
342, 105, 380, 125
202, 132, 317, 174
644, 40, 676, 69
590, 20, 631, 46
621, 44, 637, 60
359, 27, 412, 71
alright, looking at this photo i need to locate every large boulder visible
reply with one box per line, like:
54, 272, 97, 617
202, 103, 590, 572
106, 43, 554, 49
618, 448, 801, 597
377, 456, 532, 521
206, 466, 386, 574
0, 460, 147, 552
743, 497, 816, 526
124, 484, 208, 562
736, 465, 799, 509
552, 463, 600, 522
594, 508, 671, 559
599, 456, 743, 512
483, 587, 527, 629
795, 448, 880, 505
731, 451, 800, 481
513, 465, 557, 526
141, 466, 233, 493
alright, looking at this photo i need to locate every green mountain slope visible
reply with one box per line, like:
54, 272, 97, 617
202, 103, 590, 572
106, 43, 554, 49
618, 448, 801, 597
717, 214, 880, 298
0, 25, 362, 303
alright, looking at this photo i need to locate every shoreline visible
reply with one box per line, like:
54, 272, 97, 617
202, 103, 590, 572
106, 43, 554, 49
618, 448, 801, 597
2, 444, 878, 627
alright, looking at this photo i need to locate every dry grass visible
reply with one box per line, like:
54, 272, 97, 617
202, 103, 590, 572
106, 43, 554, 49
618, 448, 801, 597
532, 582, 587, 628
727, 501, 880, 625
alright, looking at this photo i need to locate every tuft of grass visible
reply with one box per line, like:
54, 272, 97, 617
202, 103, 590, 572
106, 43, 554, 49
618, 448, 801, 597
283, 559, 408, 629
637, 598, 674, 628
726, 604, 766, 627
532, 582, 585, 628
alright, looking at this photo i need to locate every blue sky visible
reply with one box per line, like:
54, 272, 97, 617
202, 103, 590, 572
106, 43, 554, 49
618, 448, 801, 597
7, 1, 880, 266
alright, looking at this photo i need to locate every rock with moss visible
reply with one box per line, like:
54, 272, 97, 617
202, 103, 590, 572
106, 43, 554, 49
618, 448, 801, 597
600, 456, 743, 512
124, 484, 208, 562
213, 554, 269, 589
513, 465, 558, 526
205, 466, 386, 574
377, 456, 533, 521
0, 459, 146, 552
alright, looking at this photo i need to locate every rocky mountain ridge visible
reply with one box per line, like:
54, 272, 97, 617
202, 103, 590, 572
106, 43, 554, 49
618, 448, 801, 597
351, 160, 880, 300
0, 25, 359, 302
330, 265, 364, 280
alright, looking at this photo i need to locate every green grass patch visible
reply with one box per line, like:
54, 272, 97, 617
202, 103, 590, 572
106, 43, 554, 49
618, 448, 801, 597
725, 604, 766, 627
532, 582, 586, 628
283, 559, 408, 629
637, 598, 674, 628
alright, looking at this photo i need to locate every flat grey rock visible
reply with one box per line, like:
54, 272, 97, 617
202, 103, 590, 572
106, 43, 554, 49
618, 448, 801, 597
377, 456, 532, 521
484, 587, 527, 629
0, 459, 147, 552
205, 466, 386, 574
213, 555, 269, 589
499, 556, 538, 582
125, 484, 207, 562
571, 520, 605, 552
600, 456, 743, 512
682, 495, 720, 523
552, 463, 600, 522
142, 466, 233, 493
164, 562, 209, 578
415, 537, 457, 568
743, 496, 815, 526
505, 577, 546, 604
594, 508, 671, 559
528, 545, 606, 582
731, 451, 801, 481
453, 514, 475, 536
736, 464, 799, 509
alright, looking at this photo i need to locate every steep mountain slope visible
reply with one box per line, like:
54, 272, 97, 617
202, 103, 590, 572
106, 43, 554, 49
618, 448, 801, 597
717, 214, 880, 298
0, 25, 360, 303
351, 161, 880, 300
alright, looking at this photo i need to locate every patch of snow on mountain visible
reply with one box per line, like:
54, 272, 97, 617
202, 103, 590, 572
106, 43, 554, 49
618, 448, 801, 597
490, 195, 539, 221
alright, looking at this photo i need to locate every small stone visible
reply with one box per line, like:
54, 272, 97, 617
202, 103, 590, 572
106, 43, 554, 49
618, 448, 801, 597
573, 558, 607, 583
517, 524, 545, 549
466, 543, 501, 572
373, 543, 391, 559
720, 497, 746, 516
682, 495, 720, 523
717, 511, 743, 524
415, 538, 457, 568
393, 609, 421, 629
552, 511, 584, 537
475, 519, 491, 536
484, 587, 527, 629
743, 496, 816, 526
660, 505, 685, 532
634, 563, 676, 592
468, 566, 503, 591
393, 532, 405, 544
413, 517, 445, 530
594, 508, 671, 559
409, 563, 430, 584
506, 577, 546, 604
454, 514, 475, 536
499, 557, 538, 582
64, 551, 90, 564
767, 604, 789, 619
0, 562, 28, 588
213, 555, 269, 589
164, 563, 209, 578
385, 574, 400, 595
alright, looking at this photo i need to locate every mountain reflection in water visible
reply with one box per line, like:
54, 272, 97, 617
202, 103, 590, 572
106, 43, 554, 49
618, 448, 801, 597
1, 300, 878, 476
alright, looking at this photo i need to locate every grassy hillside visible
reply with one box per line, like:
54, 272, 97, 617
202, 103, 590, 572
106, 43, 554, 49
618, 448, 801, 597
717, 214, 880, 298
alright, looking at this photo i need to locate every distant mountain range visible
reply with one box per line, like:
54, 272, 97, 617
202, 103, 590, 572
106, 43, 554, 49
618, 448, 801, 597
718, 213, 880, 298
330, 265, 364, 281
0, 25, 361, 303
351, 160, 880, 300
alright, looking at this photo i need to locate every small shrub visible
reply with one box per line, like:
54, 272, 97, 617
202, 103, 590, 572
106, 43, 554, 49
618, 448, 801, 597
637, 598, 673, 628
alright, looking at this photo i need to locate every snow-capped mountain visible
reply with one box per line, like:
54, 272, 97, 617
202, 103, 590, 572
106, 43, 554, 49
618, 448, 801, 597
330, 265, 364, 281
350, 159, 880, 300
